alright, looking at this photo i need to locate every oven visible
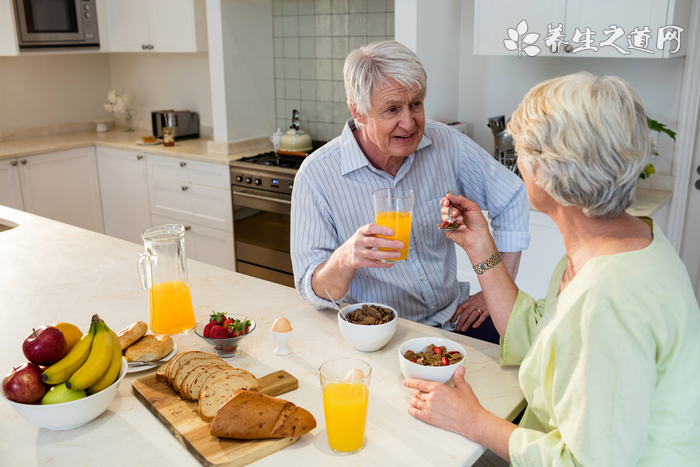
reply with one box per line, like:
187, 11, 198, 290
13, 0, 100, 48
230, 152, 304, 288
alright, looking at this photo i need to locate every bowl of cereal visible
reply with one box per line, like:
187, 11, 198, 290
398, 337, 466, 383
337, 303, 398, 352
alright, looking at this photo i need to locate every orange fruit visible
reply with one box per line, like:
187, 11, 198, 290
51, 322, 83, 353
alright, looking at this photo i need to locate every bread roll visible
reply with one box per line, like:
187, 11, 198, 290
117, 321, 148, 350
199, 376, 259, 422
210, 390, 316, 439
124, 334, 174, 362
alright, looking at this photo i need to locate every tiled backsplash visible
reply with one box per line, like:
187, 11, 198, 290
273, 0, 395, 143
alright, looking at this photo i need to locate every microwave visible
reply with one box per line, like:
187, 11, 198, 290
14, 0, 99, 48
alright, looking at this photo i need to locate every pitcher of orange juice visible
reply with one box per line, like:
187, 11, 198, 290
137, 224, 196, 335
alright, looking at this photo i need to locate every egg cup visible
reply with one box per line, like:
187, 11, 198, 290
271, 329, 293, 356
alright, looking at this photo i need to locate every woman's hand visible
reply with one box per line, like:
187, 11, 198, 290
404, 366, 486, 440
440, 194, 493, 255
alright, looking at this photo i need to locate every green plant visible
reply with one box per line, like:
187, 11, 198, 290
641, 117, 677, 179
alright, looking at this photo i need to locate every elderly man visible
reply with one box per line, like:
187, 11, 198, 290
290, 41, 530, 343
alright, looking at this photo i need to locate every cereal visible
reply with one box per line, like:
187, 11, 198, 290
345, 304, 395, 325
404, 344, 463, 366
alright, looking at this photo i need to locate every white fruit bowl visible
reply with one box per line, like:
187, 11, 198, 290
337, 303, 398, 352
398, 337, 466, 384
1, 358, 128, 431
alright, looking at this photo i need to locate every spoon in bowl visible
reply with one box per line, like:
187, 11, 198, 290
437, 190, 462, 231
324, 287, 348, 322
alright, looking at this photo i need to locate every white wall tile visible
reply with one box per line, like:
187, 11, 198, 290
283, 0, 298, 16
301, 80, 317, 101
331, 14, 349, 35
315, 37, 332, 58
386, 12, 394, 37
276, 99, 287, 118
349, 0, 367, 13
367, 35, 386, 44
275, 79, 286, 99
283, 16, 299, 37
333, 123, 345, 137
317, 122, 334, 140
300, 37, 315, 58
316, 59, 332, 80
349, 36, 367, 50
333, 102, 350, 123
349, 13, 367, 36
285, 99, 302, 118
317, 81, 332, 101
317, 102, 333, 122
285, 79, 301, 100
367, 0, 385, 12
301, 100, 317, 123
367, 12, 386, 35
332, 36, 349, 58
273, 17, 284, 37
274, 38, 285, 57
275, 58, 285, 78
315, 0, 331, 14
273, 0, 284, 16
284, 38, 300, 58
277, 118, 288, 131
386, 0, 393, 12
299, 15, 315, 37
298, 0, 315, 15
332, 0, 349, 14
332, 81, 346, 101
300, 59, 316, 79
332, 59, 345, 80
315, 15, 332, 36
305, 121, 318, 139
285, 58, 301, 79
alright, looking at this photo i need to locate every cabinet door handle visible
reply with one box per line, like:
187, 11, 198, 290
20, 159, 27, 165
148, 44, 154, 50
10, 160, 18, 166
184, 225, 191, 231
181, 185, 188, 191
142, 44, 148, 50
564, 44, 573, 54
180, 161, 187, 167
137, 155, 144, 160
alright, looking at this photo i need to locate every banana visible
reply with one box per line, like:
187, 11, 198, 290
86, 324, 122, 395
66, 318, 113, 390
42, 319, 97, 385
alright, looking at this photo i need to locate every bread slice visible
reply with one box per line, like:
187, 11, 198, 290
185, 365, 231, 400
173, 357, 224, 393
167, 351, 217, 385
198, 375, 260, 422
196, 368, 259, 401
210, 390, 317, 439
179, 364, 229, 399
156, 362, 169, 382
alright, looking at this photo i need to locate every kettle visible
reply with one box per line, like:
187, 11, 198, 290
279, 109, 312, 153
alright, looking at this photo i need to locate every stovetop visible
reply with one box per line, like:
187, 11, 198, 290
234, 151, 305, 170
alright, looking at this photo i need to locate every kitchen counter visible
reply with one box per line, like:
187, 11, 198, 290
0, 130, 272, 165
0, 206, 525, 467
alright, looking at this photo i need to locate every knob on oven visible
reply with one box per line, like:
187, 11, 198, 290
287, 182, 294, 191
235, 175, 243, 182
254, 178, 261, 186
245, 177, 252, 184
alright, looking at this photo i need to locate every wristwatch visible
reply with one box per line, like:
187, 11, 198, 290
473, 252, 503, 275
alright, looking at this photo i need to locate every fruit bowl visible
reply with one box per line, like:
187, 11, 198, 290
194, 315, 256, 358
398, 337, 466, 384
1, 358, 127, 430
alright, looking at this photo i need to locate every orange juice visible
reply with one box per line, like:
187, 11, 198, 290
323, 381, 369, 452
375, 211, 412, 260
148, 280, 195, 334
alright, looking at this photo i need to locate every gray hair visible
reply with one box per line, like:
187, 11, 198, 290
343, 41, 427, 125
508, 72, 654, 219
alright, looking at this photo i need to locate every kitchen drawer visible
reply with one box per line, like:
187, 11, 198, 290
148, 177, 233, 231
147, 154, 230, 189
152, 214, 235, 271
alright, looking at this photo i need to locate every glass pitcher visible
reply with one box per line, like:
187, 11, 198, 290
137, 224, 196, 335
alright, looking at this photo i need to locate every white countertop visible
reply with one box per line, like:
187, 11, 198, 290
0, 206, 525, 467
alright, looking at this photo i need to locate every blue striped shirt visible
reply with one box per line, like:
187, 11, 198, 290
290, 119, 530, 328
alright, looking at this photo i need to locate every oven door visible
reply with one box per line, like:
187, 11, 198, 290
15, 0, 84, 44
232, 188, 294, 286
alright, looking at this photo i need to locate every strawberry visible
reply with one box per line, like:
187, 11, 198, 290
433, 346, 443, 355
203, 321, 217, 338
411, 358, 417, 363
222, 318, 233, 328
209, 311, 227, 325
442, 221, 449, 227
449, 351, 460, 355
209, 325, 228, 339
244, 324, 250, 334
441, 356, 449, 366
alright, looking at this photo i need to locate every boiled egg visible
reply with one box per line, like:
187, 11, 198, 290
344, 368, 365, 381
272, 317, 292, 333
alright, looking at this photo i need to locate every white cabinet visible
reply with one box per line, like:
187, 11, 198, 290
104, 0, 207, 52
95, 147, 152, 244
474, 0, 691, 58
18, 148, 104, 234
0, 159, 24, 210
0, 0, 19, 56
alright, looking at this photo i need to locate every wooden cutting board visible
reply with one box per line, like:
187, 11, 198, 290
132, 370, 300, 467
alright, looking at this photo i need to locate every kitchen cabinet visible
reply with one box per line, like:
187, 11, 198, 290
104, 0, 207, 52
17, 148, 104, 234
0, 159, 24, 210
474, 0, 691, 58
96, 147, 152, 244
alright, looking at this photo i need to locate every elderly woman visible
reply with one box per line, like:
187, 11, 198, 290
404, 72, 700, 465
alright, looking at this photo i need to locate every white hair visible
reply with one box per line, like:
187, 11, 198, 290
343, 41, 427, 127
508, 72, 654, 219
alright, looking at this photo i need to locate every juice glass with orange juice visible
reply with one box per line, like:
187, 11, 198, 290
372, 188, 414, 262
138, 224, 196, 335
319, 358, 372, 455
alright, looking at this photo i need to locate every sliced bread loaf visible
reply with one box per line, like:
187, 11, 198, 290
155, 362, 169, 382
198, 375, 259, 422
185, 365, 232, 400
173, 357, 224, 393
196, 368, 259, 401
180, 364, 229, 399
167, 351, 217, 385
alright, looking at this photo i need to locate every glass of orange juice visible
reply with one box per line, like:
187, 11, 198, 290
319, 358, 372, 455
137, 224, 196, 335
372, 188, 414, 262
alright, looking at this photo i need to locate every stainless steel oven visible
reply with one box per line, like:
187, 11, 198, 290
14, 0, 100, 48
231, 152, 303, 288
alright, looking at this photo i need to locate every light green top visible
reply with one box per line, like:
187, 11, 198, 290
501, 220, 700, 466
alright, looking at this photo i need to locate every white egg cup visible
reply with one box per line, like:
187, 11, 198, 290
271, 328, 293, 356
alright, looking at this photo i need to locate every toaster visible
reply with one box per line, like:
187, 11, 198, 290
151, 110, 200, 140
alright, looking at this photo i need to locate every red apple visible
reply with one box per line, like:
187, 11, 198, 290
2, 363, 47, 404
22, 326, 67, 365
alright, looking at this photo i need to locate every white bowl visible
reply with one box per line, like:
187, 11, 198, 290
398, 337, 466, 384
338, 303, 398, 352
1, 358, 128, 430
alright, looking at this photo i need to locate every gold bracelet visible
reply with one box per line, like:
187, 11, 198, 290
473, 252, 502, 275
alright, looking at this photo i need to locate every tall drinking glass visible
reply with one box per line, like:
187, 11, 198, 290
372, 188, 414, 262
319, 358, 372, 455
137, 224, 196, 335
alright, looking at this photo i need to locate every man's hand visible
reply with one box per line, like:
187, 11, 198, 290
451, 291, 490, 332
336, 223, 405, 269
